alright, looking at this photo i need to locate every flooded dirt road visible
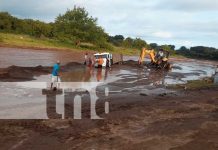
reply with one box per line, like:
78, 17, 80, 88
0, 47, 218, 150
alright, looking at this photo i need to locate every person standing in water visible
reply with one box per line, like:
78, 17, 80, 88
215, 65, 218, 74
51, 60, 61, 90
84, 52, 88, 65
98, 56, 104, 68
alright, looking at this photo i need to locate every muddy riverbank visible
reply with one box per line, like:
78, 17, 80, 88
0, 47, 218, 149
0, 47, 123, 68
0, 84, 218, 150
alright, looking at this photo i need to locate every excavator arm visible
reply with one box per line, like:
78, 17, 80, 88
138, 49, 156, 65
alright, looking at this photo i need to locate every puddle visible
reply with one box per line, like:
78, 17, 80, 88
8, 61, 216, 90
163, 62, 215, 84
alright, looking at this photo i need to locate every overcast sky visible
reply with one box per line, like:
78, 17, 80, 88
0, 0, 218, 48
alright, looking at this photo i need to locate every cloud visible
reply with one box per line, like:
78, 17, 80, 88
0, 0, 75, 21
154, 0, 218, 12
152, 31, 173, 39
0, 0, 218, 48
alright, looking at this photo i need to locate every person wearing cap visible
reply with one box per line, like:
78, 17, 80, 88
51, 60, 61, 90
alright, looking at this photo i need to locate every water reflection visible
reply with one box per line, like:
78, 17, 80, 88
61, 66, 111, 82
59, 61, 216, 86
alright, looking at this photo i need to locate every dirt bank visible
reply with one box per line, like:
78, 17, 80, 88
0, 59, 218, 149
0, 60, 140, 82
0, 86, 218, 150
0, 62, 85, 81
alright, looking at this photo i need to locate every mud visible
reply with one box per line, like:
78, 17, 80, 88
0, 47, 218, 149
0, 87, 218, 150
0, 47, 123, 68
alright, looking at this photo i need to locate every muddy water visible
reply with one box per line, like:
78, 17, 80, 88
0, 47, 123, 68
0, 47, 85, 68
0, 47, 216, 87
214, 73, 218, 84
0, 47, 217, 119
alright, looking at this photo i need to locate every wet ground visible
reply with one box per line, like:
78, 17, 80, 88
0, 47, 218, 149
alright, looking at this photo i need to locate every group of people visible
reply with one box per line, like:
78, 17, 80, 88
50, 52, 108, 90
84, 53, 104, 67
84, 53, 110, 68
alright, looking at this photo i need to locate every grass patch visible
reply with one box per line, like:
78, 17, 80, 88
0, 32, 80, 50
114, 46, 140, 55
0, 32, 140, 55
171, 54, 186, 58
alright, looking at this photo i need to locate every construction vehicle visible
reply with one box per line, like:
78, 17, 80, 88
138, 48, 171, 70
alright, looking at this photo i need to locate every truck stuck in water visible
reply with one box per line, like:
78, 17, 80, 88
94, 53, 113, 68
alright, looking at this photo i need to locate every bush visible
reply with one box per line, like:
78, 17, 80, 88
96, 41, 114, 51
0, 34, 3, 42
80, 43, 96, 50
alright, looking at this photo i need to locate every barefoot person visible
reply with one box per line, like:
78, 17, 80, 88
51, 60, 61, 90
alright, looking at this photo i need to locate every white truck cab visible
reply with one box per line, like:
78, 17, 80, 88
94, 53, 113, 68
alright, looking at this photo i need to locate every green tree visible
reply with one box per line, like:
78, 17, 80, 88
179, 46, 189, 51
54, 6, 108, 47
168, 45, 175, 50
108, 35, 125, 46
160, 45, 176, 55
122, 37, 134, 48
132, 38, 147, 49
0, 12, 13, 31
149, 43, 158, 49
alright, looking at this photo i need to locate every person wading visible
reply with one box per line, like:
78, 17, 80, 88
51, 60, 61, 90
98, 56, 104, 68
84, 52, 88, 65
215, 65, 218, 74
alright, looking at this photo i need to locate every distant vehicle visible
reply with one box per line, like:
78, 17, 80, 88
94, 53, 113, 68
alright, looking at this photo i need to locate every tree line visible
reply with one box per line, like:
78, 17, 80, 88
0, 6, 111, 49
0, 6, 177, 53
0, 6, 217, 60
108, 35, 177, 54
177, 46, 218, 60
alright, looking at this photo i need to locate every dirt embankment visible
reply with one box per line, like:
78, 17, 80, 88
0, 60, 137, 82
0, 86, 218, 150
1, 60, 218, 149
0, 66, 52, 81
0, 62, 87, 81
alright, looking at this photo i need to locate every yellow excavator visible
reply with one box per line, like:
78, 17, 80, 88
138, 48, 171, 70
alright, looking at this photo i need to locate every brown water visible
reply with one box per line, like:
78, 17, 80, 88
0, 47, 86, 68
0, 47, 123, 68
0, 47, 216, 85
0, 47, 217, 119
